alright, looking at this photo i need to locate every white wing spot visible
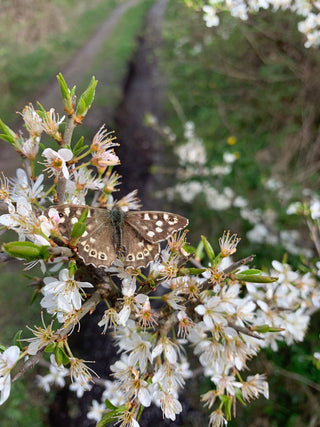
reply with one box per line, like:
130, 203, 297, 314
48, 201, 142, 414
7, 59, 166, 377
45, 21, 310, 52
147, 231, 155, 238
138, 241, 144, 247
59, 217, 65, 223
71, 217, 78, 224
82, 231, 88, 237
152, 214, 158, 219
163, 213, 169, 220
156, 220, 163, 226
144, 213, 151, 220
89, 237, 96, 243
76, 209, 82, 215
156, 227, 163, 233
168, 216, 178, 225
98, 252, 107, 260
64, 207, 70, 216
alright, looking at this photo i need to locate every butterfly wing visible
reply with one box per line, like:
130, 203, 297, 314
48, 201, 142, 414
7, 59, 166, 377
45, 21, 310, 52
121, 222, 160, 268
53, 205, 117, 268
125, 211, 189, 244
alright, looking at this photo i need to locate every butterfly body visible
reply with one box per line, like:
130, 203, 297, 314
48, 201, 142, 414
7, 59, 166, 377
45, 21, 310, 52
53, 205, 188, 269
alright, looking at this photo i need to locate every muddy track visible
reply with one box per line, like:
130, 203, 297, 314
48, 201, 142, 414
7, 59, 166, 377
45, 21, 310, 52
115, 0, 169, 209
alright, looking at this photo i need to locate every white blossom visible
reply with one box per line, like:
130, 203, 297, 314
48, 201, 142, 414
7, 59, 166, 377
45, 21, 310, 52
0, 346, 20, 405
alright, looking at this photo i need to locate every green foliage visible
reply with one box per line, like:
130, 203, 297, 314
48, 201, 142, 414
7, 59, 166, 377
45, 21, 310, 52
1, 381, 49, 427
0, 0, 120, 122
161, 1, 320, 265
0, 268, 41, 345
157, 2, 320, 425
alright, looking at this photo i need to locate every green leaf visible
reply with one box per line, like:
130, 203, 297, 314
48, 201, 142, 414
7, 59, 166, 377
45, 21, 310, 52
80, 76, 97, 109
201, 235, 215, 262
0, 133, 16, 145
44, 342, 56, 353
55, 346, 69, 365
13, 330, 24, 351
36, 102, 46, 114
104, 399, 118, 410
73, 136, 86, 156
0, 119, 17, 145
2, 241, 50, 261
195, 239, 204, 260
239, 269, 262, 275
68, 260, 77, 277
219, 394, 232, 420
78, 206, 89, 223
75, 97, 86, 120
255, 324, 284, 333
182, 243, 195, 254
137, 403, 144, 420
71, 222, 86, 240
57, 73, 75, 115
231, 273, 278, 283
57, 73, 69, 99
235, 387, 246, 405
75, 76, 98, 121
30, 289, 40, 305
97, 411, 118, 427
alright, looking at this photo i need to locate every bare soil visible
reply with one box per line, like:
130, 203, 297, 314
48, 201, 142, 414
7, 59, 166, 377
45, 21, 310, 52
115, 0, 169, 209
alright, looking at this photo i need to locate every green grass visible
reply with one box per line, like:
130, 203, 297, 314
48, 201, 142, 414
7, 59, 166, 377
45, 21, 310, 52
0, 265, 50, 426
1, 0, 120, 122
72, 0, 155, 147
0, 267, 42, 345
1, 380, 50, 427
0, 1, 156, 422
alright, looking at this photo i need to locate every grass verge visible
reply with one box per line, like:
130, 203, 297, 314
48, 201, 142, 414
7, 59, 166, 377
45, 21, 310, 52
1, 0, 120, 122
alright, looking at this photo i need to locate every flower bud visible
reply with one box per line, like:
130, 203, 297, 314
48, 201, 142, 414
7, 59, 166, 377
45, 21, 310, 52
2, 241, 50, 261
74, 77, 98, 124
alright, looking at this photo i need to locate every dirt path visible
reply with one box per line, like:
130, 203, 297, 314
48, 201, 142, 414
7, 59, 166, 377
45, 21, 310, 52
0, 0, 141, 178
49, 1, 175, 425
115, 0, 169, 209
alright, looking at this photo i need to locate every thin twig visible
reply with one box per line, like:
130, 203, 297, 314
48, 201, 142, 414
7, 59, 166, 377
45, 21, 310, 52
12, 289, 103, 382
0, 251, 14, 263
56, 115, 76, 203
267, 362, 320, 393
227, 321, 264, 340
223, 255, 256, 275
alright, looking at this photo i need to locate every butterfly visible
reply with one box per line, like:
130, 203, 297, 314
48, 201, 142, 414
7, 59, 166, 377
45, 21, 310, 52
52, 204, 189, 269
